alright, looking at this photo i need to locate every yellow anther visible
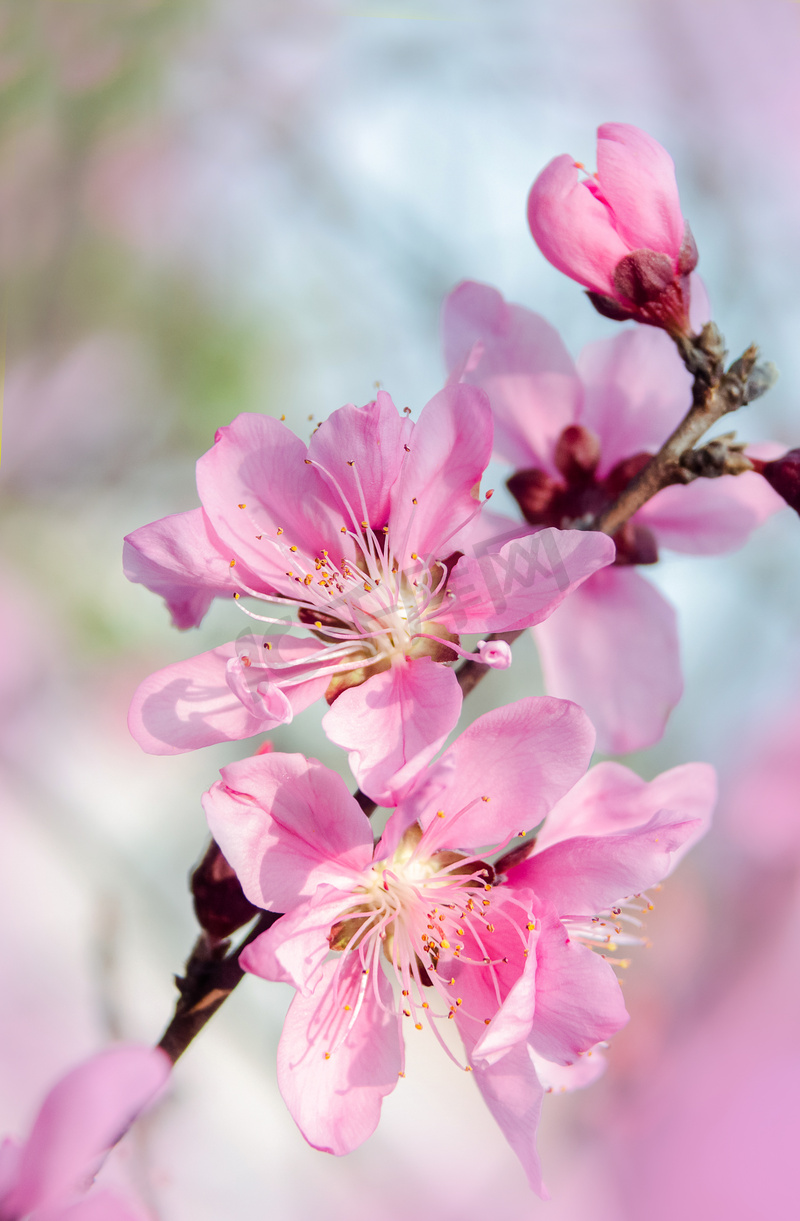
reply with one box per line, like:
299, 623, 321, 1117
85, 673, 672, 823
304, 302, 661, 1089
412, 497, 418, 504
436, 810, 446, 819
415, 1023, 423, 1030
324, 1052, 331, 1060
455, 998, 462, 1006
363, 583, 372, 592
449, 977, 455, 985
410, 552, 418, 560
422, 1002, 429, 1009
464, 1066, 472, 1073
484, 1019, 491, 1026
481, 796, 490, 802
314, 621, 322, 628
398, 1071, 405, 1078
264, 641, 272, 650
229, 559, 236, 567
304, 574, 313, 585
456, 927, 464, 935
527, 922, 535, 931
233, 592, 240, 600
289, 545, 298, 552
340, 526, 347, 533
277, 527, 284, 535
344, 1004, 351, 1011
402, 989, 409, 996
347, 460, 355, 467
403, 1009, 411, 1017
280, 414, 286, 421
482, 900, 490, 907
440, 939, 450, 949
361, 520, 368, 528
486, 924, 495, 932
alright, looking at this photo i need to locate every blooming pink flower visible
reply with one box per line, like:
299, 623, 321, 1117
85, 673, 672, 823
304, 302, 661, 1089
125, 389, 613, 802
202, 697, 715, 1193
0, 1045, 170, 1221
527, 123, 697, 335
442, 280, 785, 753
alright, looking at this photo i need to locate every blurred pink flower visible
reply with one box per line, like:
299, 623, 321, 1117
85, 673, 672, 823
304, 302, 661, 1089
442, 280, 784, 752
0, 1045, 170, 1221
527, 123, 697, 335
203, 697, 715, 1194
125, 390, 613, 802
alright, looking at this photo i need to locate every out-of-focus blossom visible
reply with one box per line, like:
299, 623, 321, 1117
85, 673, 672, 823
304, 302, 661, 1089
527, 123, 697, 336
125, 390, 613, 802
751, 448, 800, 515
442, 280, 784, 752
0, 337, 160, 495
0, 1045, 170, 1221
203, 697, 715, 1194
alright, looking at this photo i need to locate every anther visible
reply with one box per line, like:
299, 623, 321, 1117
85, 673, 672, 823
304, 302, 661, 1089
289, 545, 298, 552
436, 810, 446, 819
229, 559, 236, 567
415, 1023, 423, 1030
276, 528, 284, 535
481, 796, 490, 803
233, 592, 240, 600
412, 498, 418, 505
484, 1019, 491, 1026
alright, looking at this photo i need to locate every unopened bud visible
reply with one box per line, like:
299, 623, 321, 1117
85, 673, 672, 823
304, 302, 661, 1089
613, 249, 675, 306
756, 449, 800, 515
743, 361, 779, 405
191, 839, 260, 939
554, 425, 601, 484
507, 468, 558, 524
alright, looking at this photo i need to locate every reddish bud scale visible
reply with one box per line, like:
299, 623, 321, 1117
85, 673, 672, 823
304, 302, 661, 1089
191, 840, 260, 939
755, 449, 800, 515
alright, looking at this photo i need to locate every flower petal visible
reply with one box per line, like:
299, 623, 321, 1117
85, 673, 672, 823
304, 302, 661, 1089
123, 508, 270, 629
527, 154, 628, 295
128, 639, 329, 755
203, 754, 373, 912
532, 566, 683, 755
464, 1038, 547, 1197
596, 123, 684, 257
526, 913, 628, 1065
576, 326, 691, 476
322, 657, 462, 807
387, 696, 594, 856
530, 1046, 607, 1093
441, 280, 581, 472
638, 471, 786, 554
240, 886, 352, 994
3, 1047, 169, 1218
196, 413, 340, 587
439, 527, 615, 634
307, 392, 412, 531
387, 384, 493, 567
277, 957, 403, 1156
535, 759, 717, 851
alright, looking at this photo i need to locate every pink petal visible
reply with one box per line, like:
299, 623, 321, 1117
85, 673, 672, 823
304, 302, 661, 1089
322, 657, 462, 807
128, 639, 329, 755
527, 154, 629, 295
471, 928, 539, 1067
533, 759, 717, 852
240, 886, 352, 994
526, 912, 628, 1065
307, 392, 412, 530
387, 384, 493, 567
530, 1046, 607, 1093
596, 123, 684, 257
638, 470, 786, 554
195, 413, 340, 586
384, 696, 594, 857
464, 1038, 547, 1196
123, 509, 270, 629
277, 957, 403, 1156
533, 566, 683, 755
441, 280, 582, 472
576, 327, 691, 476
3, 1047, 169, 1218
49, 1190, 149, 1221
440, 527, 615, 634
515, 799, 715, 917
203, 754, 373, 911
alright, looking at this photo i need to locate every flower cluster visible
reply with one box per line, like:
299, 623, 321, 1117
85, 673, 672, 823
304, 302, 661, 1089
108, 120, 790, 1198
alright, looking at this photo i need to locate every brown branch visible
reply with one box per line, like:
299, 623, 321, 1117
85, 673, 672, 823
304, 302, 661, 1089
595, 324, 774, 537
157, 914, 279, 1064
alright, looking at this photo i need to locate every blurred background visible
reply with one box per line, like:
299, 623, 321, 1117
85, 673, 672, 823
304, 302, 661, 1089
2, 0, 799, 1216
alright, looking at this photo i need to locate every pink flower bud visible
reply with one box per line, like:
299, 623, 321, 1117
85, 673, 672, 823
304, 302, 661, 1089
191, 839, 260, 939
527, 123, 695, 337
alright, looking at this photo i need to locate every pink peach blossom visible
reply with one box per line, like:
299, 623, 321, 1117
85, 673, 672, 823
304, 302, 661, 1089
202, 698, 715, 1193
442, 281, 785, 753
527, 123, 697, 335
126, 389, 613, 802
0, 1045, 170, 1221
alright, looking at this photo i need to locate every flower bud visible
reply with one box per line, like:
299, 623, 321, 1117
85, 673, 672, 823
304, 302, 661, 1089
753, 449, 800, 515
191, 839, 260, 939
527, 123, 695, 337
